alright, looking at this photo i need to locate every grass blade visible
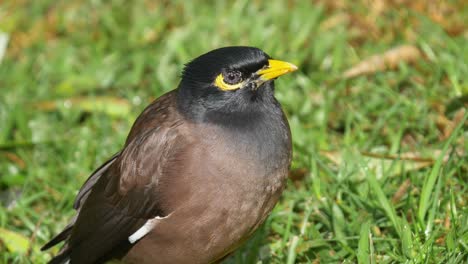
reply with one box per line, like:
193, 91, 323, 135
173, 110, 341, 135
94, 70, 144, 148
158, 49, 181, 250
368, 173, 401, 236
417, 113, 467, 228
357, 221, 371, 264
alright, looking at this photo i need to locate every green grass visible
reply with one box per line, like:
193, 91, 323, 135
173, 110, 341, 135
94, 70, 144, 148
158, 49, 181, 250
1, 1, 467, 263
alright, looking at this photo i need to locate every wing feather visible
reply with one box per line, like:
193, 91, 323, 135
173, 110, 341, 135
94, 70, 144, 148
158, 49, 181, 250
44, 92, 187, 264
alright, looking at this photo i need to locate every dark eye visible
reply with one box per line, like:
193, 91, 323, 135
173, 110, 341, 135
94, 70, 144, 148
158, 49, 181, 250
223, 70, 242, 85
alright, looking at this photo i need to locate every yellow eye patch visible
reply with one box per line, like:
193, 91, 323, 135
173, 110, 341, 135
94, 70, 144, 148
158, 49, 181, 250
214, 73, 244, 91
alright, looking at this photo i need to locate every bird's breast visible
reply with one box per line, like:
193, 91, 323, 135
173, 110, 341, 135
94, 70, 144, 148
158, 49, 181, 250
126, 116, 291, 264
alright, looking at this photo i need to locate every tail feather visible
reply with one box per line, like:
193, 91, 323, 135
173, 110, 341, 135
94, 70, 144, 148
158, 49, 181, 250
41, 225, 73, 251
47, 247, 71, 264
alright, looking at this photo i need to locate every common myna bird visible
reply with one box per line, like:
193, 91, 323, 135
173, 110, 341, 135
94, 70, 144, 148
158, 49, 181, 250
42, 46, 297, 264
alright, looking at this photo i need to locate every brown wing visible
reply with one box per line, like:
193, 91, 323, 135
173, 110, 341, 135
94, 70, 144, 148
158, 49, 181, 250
44, 91, 190, 264
74, 91, 179, 211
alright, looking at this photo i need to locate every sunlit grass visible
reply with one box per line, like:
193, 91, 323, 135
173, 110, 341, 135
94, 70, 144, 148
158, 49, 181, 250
0, 1, 467, 263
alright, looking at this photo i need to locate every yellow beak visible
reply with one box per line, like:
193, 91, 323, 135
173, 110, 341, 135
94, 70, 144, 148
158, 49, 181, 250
257, 59, 298, 81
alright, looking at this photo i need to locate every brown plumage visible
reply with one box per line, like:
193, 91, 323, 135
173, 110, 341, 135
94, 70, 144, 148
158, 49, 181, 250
42, 46, 297, 264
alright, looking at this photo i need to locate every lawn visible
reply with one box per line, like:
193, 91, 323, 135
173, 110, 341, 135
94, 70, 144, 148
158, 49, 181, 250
0, 1, 467, 263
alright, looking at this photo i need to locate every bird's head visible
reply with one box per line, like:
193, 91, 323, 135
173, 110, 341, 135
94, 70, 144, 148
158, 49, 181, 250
177, 46, 297, 124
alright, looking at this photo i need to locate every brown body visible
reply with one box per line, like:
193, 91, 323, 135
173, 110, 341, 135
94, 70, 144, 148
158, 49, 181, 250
123, 92, 290, 263
42, 46, 295, 264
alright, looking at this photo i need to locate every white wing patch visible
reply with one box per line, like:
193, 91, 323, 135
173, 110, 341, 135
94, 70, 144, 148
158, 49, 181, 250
128, 215, 169, 244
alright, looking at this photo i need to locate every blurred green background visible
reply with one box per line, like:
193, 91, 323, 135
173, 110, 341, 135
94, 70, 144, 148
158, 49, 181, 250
0, 0, 467, 263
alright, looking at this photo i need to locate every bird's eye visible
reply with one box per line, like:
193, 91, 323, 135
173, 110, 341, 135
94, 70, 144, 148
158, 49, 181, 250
223, 70, 242, 85
214, 70, 244, 91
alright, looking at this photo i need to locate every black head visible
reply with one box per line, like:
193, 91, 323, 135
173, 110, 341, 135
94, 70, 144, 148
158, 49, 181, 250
177, 46, 297, 125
